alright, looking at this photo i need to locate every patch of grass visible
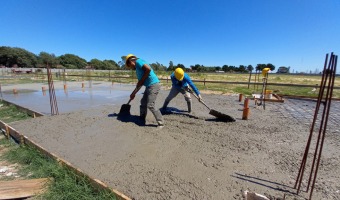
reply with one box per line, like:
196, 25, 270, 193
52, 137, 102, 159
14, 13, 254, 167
233, 87, 254, 96
274, 76, 282, 81
0, 104, 30, 123
1, 138, 117, 200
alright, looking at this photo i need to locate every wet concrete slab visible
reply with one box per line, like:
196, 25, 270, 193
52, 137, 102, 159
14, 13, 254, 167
8, 92, 340, 200
0, 82, 138, 115
2, 81, 340, 199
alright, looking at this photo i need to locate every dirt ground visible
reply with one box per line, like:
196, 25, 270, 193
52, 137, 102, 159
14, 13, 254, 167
8, 85, 340, 200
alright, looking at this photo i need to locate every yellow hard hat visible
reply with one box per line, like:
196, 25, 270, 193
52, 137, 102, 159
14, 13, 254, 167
125, 54, 136, 65
174, 68, 184, 81
262, 68, 270, 77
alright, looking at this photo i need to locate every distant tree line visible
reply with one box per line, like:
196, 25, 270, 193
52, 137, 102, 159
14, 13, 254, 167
0, 46, 120, 70
1, 46, 277, 72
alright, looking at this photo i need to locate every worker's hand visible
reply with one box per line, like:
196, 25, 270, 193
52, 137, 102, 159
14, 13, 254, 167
130, 93, 136, 100
198, 94, 203, 102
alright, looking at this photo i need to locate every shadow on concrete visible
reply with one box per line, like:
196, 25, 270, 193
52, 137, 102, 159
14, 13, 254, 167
205, 117, 235, 123
161, 107, 237, 123
108, 113, 157, 127
231, 173, 298, 195
160, 107, 200, 119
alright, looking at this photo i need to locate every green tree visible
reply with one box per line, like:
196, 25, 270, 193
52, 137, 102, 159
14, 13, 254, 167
175, 63, 185, 70
38, 52, 59, 68
59, 54, 87, 69
103, 60, 119, 70
266, 63, 275, 71
119, 56, 131, 69
222, 65, 229, 72
0, 46, 37, 68
88, 59, 104, 70
247, 65, 254, 72
191, 64, 205, 72
255, 64, 266, 71
229, 65, 237, 72
168, 61, 175, 71
238, 65, 247, 72
150, 62, 166, 71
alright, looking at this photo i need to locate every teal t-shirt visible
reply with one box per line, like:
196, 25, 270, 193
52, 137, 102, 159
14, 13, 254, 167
135, 58, 159, 87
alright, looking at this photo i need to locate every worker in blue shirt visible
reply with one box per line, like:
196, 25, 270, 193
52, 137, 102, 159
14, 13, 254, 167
161, 68, 203, 113
125, 54, 164, 127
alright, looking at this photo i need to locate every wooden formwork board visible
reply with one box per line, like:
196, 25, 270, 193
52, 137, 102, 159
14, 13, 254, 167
0, 99, 44, 117
280, 94, 340, 101
0, 120, 131, 200
0, 178, 50, 200
250, 94, 285, 103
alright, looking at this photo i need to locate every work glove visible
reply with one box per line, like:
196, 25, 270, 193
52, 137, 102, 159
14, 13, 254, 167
198, 94, 203, 102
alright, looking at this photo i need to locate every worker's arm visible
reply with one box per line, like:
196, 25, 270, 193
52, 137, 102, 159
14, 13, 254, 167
186, 75, 203, 101
186, 75, 200, 95
130, 64, 151, 100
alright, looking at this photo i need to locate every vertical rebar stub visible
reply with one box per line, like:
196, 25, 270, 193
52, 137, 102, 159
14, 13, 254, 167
239, 94, 243, 102
242, 108, 250, 120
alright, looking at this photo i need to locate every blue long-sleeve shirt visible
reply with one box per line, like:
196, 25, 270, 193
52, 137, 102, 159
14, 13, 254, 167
170, 72, 200, 95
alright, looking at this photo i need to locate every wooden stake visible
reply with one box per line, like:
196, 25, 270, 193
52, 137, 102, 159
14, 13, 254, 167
20, 135, 24, 145
5, 125, 9, 139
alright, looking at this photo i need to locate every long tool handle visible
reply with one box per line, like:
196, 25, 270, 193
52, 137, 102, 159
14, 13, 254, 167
128, 85, 143, 104
186, 88, 211, 110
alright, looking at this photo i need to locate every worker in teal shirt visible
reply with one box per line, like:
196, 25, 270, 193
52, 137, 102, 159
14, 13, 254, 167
125, 54, 164, 127
161, 68, 203, 113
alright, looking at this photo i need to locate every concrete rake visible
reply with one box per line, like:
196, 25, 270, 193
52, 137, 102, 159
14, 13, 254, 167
187, 88, 235, 122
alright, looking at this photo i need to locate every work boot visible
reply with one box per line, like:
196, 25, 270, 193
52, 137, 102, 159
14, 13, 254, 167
161, 101, 170, 111
138, 116, 146, 126
139, 108, 147, 126
157, 120, 165, 129
187, 101, 192, 113
160, 107, 167, 114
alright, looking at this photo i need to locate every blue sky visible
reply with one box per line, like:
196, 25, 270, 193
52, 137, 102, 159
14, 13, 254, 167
1, 0, 339, 73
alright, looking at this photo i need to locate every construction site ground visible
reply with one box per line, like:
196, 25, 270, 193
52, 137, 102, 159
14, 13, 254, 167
2, 82, 340, 200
